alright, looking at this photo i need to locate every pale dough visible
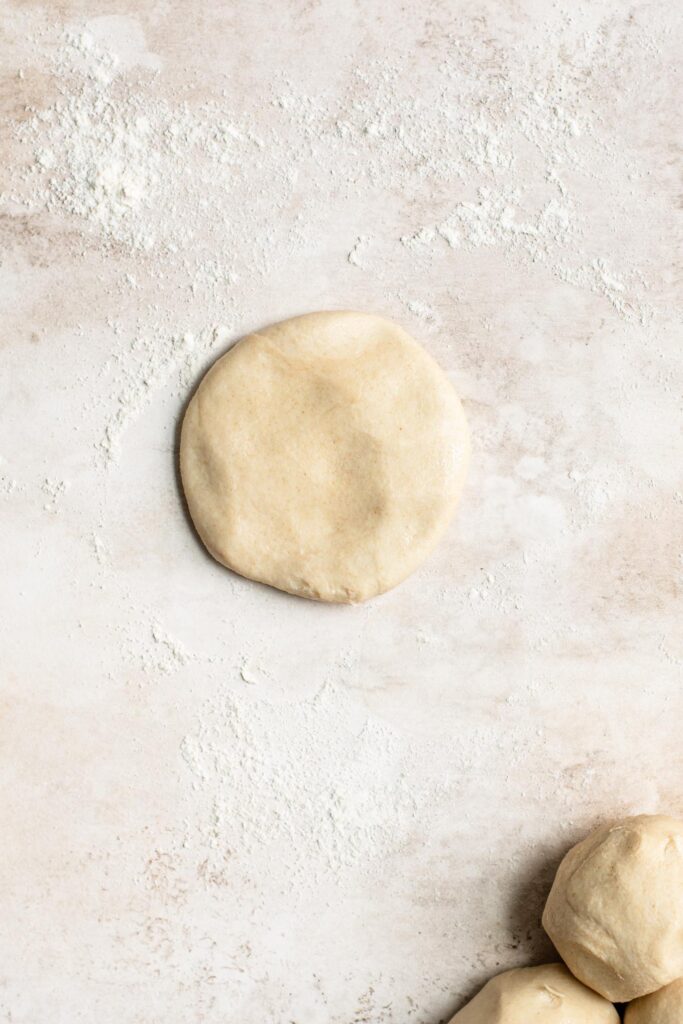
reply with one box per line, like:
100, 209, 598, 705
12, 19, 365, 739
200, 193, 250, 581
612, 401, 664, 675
448, 963, 619, 1023
180, 311, 470, 602
542, 814, 683, 1002
626, 979, 683, 1024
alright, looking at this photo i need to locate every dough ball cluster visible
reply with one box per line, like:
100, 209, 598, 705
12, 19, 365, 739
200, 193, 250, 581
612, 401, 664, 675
448, 814, 683, 1023
180, 311, 470, 603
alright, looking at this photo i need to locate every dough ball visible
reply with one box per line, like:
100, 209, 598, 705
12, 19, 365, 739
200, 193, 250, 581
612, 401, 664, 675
626, 979, 683, 1024
448, 963, 619, 1023
542, 814, 683, 1001
180, 311, 470, 602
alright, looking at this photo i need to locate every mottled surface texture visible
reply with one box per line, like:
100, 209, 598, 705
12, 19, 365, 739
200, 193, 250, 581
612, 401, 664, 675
1, 1, 681, 1022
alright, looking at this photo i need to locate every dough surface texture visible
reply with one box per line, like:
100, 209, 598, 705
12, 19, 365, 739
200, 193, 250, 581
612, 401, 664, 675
542, 814, 683, 1002
626, 979, 683, 1024
448, 963, 619, 1023
180, 311, 470, 602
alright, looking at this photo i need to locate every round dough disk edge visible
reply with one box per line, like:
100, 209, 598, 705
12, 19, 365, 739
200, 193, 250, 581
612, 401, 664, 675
179, 310, 470, 602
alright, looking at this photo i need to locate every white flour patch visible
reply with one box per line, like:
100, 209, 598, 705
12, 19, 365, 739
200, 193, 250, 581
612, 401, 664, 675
91, 532, 108, 565
348, 234, 370, 268
0, 456, 19, 498
18, 32, 163, 250
180, 683, 448, 884
10, 17, 661, 342
145, 619, 192, 675
41, 477, 69, 513
239, 658, 270, 685
404, 298, 438, 322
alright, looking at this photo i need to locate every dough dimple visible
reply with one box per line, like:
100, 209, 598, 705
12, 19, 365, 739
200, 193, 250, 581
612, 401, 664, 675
448, 963, 619, 1023
180, 310, 470, 602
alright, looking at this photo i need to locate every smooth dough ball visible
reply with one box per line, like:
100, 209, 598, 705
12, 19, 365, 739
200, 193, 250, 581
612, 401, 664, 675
626, 979, 683, 1024
542, 815, 683, 1002
448, 963, 619, 1023
180, 311, 470, 602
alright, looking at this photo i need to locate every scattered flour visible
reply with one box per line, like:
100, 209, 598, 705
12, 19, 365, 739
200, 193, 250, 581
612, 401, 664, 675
91, 531, 108, 565
348, 234, 370, 268
93, 322, 233, 465
403, 298, 438, 323
179, 682, 448, 883
239, 659, 269, 685
0, 14, 661, 523
144, 619, 192, 675
1, 478, 18, 497
0, 458, 18, 498
41, 477, 69, 513
8, 18, 658, 359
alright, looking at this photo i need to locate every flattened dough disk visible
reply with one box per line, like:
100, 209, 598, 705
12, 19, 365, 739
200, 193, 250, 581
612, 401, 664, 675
180, 310, 470, 602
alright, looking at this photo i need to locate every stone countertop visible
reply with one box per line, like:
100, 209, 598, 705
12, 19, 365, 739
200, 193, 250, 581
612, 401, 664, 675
1, 1, 681, 1022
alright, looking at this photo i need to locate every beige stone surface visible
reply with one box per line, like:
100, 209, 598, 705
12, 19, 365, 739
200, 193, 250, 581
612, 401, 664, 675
0, 1, 681, 1022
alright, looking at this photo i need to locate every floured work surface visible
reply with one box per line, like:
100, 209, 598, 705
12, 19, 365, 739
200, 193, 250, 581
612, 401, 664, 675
1, 2, 681, 1022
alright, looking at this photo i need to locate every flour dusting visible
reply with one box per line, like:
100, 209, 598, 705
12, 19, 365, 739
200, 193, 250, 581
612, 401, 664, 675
180, 683, 446, 882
